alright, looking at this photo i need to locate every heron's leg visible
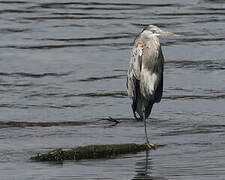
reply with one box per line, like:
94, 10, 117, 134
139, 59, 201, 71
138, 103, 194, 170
143, 107, 156, 149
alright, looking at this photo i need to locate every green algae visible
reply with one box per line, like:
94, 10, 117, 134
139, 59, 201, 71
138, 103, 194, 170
31, 143, 149, 161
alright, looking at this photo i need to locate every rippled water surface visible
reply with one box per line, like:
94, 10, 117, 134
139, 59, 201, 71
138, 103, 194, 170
0, 0, 225, 179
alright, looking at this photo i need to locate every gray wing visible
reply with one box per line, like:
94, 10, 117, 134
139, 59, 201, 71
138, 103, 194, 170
126, 44, 142, 100
154, 46, 164, 103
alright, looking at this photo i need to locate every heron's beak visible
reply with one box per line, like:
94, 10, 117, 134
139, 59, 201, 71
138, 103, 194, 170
159, 32, 179, 37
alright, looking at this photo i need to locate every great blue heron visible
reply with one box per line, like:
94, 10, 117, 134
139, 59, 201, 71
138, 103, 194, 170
127, 25, 178, 148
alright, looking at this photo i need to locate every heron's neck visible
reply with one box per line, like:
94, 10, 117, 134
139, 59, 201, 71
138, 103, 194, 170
140, 33, 161, 68
140, 32, 160, 48
147, 36, 160, 48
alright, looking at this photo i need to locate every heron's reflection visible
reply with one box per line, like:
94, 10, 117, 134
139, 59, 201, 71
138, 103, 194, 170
133, 150, 167, 180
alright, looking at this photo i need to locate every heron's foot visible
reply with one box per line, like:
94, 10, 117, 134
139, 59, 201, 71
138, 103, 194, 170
146, 142, 156, 150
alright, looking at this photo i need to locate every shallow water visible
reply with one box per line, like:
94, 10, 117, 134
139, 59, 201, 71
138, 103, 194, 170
0, 0, 225, 179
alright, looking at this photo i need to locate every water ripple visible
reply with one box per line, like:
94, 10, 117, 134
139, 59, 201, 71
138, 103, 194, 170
66, 91, 127, 98
33, 2, 178, 9
0, 120, 89, 128
78, 75, 125, 82
0, 43, 130, 49
161, 126, 224, 136
0, 103, 86, 110
42, 35, 133, 42
164, 94, 225, 100
0, 10, 35, 14
0, 1, 28, 4
23, 16, 129, 20
0, 72, 72, 78
166, 60, 225, 71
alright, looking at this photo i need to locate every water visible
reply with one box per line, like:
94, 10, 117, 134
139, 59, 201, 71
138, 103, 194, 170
0, 0, 225, 179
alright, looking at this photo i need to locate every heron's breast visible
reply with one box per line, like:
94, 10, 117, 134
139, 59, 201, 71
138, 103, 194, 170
140, 69, 158, 97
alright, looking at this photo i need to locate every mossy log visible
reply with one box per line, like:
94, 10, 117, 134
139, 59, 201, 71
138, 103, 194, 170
31, 143, 150, 161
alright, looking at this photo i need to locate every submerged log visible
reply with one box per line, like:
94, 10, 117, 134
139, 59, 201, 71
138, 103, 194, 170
31, 143, 150, 161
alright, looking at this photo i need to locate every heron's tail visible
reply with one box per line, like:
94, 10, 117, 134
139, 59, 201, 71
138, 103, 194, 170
144, 102, 153, 119
132, 100, 153, 121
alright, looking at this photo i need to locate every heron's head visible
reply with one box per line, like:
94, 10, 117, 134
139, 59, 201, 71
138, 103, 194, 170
145, 25, 178, 37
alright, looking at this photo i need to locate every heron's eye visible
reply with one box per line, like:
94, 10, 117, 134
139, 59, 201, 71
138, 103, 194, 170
151, 29, 156, 33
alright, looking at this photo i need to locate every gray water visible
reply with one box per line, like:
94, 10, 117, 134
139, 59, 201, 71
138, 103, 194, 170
0, 0, 225, 179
